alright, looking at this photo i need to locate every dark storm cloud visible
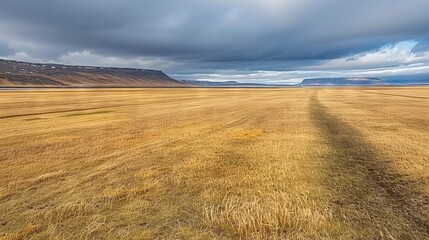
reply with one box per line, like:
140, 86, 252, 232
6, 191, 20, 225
0, 41, 12, 56
1, 0, 429, 82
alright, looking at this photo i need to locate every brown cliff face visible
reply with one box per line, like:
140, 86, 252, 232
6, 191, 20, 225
0, 59, 189, 87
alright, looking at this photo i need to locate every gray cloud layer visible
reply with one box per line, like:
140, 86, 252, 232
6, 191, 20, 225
1, 0, 429, 83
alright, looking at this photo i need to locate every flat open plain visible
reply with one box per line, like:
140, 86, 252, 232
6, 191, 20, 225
1, 87, 429, 239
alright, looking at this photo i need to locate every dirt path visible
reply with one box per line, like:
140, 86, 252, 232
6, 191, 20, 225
309, 91, 429, 238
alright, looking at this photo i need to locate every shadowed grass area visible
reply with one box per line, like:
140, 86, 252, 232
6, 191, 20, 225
24, 117, 43, 121
309, 92, 429, 238
63, 110, 112, 117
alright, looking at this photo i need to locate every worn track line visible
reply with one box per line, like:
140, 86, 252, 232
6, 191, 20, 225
309, 91, 429, 236
361, 90, 429, 100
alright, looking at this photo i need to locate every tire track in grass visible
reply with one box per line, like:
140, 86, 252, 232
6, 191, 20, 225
309, 91, 429, 238
361, 90, 429, 100
0, 105, 120, 120
0, 94, 287, 239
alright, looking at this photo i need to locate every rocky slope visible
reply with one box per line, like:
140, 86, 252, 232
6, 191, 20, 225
0, 59, 189, 87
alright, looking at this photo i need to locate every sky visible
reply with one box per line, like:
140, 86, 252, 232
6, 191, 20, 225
1, 0, 429, 84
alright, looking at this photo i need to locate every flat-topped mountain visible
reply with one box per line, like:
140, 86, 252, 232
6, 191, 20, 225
0, 59, 189, 87
300, 77, 385, 86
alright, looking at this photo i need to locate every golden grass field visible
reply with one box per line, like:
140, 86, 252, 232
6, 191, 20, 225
1, 87, 429, 239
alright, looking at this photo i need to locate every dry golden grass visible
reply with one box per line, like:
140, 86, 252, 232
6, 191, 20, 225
0, 87, 428, 239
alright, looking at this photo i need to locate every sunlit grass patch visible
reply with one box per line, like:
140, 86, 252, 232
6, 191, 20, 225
227, 128, 264, 139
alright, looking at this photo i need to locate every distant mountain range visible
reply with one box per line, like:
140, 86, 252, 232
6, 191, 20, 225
180, 80, 288, 87
0, 59, 189, 87
381, 79, 429, 85
300, 77, 384, 85
299, 77, 429, 86
1, 59, 429, 88
186, 78, 429, 87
